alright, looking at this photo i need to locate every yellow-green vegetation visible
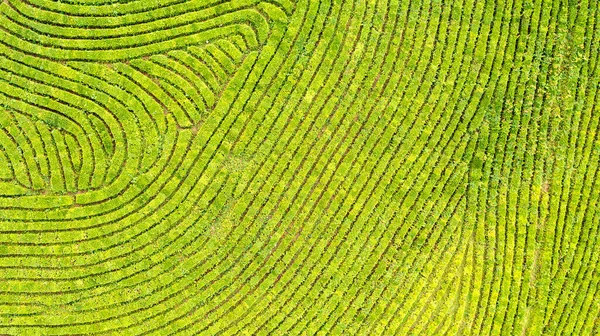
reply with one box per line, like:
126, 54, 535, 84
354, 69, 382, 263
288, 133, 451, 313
0, 0, 599, 334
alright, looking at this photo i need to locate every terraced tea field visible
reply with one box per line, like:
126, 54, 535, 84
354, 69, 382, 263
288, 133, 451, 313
0, 0, 599, 334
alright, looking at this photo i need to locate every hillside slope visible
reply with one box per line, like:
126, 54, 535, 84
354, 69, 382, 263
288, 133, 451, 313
0, 0, 599, 334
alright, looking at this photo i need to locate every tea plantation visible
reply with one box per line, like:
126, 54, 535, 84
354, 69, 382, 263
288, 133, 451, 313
0, 0, 599, 334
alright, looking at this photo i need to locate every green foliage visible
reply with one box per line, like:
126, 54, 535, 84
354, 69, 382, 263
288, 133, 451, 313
0, 0, 598, 334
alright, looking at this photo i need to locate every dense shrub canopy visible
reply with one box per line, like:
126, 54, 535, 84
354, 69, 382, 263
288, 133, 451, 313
0, 0, 599, 334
